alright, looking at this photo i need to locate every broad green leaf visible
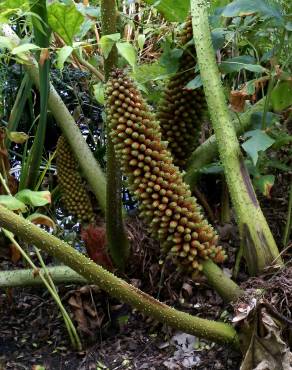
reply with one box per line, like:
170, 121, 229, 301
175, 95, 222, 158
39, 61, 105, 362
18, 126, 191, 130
222, 0, 283, 21
211, 29, 228, 50
219, 56, 266, 74
93, 82, 105, 105
143, 0, 189, 22
253, 174, 275, 198
48, 1, 84, 45
185, 75, 202, 90
57, 45, 73, 69
246, 80, 256, 95
271, 81, 292, 112
76, 3, 100, 18
116, 42, 137, 69
137, 34, 146, 50
0, 0, 29, 21
15, 189, 51, 207
131, 62, 167, 84
160, 41, 183, 74
242, 129, 275, 165
27, 213, 56, 230
99, 33, 120, 59
7, 131, 29, 144
77, 19, 94, 39
249, 111, 279, 129
0, 195, 27, 212
11, 43, 40, 55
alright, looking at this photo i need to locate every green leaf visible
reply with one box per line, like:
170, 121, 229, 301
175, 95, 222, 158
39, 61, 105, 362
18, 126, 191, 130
48, 1, 84, 45
185, 75, 202, 90
160, 41, 183, 74
15, 190, 51, 207
0, 0, 29, 21
271, 81, 292, 112
11, 43, 40, 54
143, 0, 189, 22
99, 33, 120, 59
93, 82, 105, 105
130, 62, 167, 84
249, 111, 279, 129
211, 29, 228, 50
0, 195, 27, 212
116, 42, 137, 69
253, 174, 275, 198
246, 80, 256, 95
242, 129, 275, 165
222, 0, 283, 21
7, 131, 29, 144
57, 45, 73, 69
137, 34, 146, 50
219, 55, 266, 74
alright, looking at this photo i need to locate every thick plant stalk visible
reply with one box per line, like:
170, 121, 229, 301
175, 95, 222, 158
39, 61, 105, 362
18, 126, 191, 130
0, 266, 86, 287
0, 205, 239, 348
190, 0, 282, 274
0, 259, 242, 301
0, 25, 107, 213
202, 260, 243, 302
25, 0, 51, 189
101, 0, 129, 270
184, 98, 267, 188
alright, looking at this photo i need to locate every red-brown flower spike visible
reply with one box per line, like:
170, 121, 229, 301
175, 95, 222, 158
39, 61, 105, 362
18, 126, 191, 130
106, 69, 225, 273
157, 16, 207, 168
56, 135, 95, 224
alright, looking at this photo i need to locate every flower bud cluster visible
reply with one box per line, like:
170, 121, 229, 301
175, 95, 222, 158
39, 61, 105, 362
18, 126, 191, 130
157, 17, 207, 168
106, 69, 225, 273
56, 135, 95, 224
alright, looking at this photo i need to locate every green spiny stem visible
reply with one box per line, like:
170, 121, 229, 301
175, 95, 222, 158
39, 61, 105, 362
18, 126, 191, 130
101, 0, 130, 270
25, 0, 51, 189
202, 260, 243, 302
0, 205, 239, 348
190, 0, 282, 275
0, 266, 86, 287
184, 98, 267, 188
0, 24, 107, 213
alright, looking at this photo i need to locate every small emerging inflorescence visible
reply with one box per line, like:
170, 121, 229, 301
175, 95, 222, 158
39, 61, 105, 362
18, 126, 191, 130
157, 16, 207, 168
106, 69, 225, 274
56, 135, 95, 224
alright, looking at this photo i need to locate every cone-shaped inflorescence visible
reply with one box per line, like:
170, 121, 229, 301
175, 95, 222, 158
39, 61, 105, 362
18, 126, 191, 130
157, 16, 207, 168
56, 135, 95, 224
106, 70, 225, 273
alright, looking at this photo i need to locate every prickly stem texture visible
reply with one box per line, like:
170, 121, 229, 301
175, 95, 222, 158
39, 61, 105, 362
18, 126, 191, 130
106, 69, 225, 274
190, 0, 282, 274
0, 205, 240, 347
56, 135, 95, 224
157, 16, 207, 168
